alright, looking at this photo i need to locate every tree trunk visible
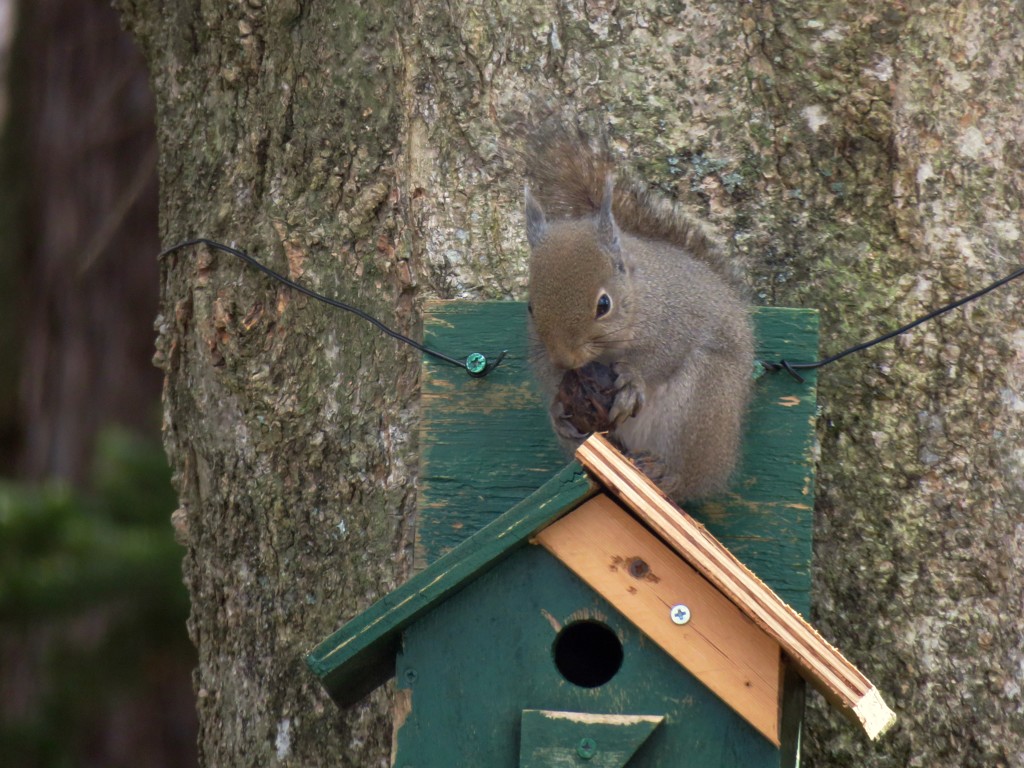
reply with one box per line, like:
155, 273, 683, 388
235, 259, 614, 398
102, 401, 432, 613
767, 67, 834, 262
118, 3, 418, 765
119, 1, 1023, 766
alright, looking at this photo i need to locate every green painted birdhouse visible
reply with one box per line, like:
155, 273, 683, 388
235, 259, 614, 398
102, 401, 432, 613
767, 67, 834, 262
307, 303, 894, 767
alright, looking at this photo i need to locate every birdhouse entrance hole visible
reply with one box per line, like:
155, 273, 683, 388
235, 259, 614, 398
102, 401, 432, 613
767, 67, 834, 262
552, 620, 623, 688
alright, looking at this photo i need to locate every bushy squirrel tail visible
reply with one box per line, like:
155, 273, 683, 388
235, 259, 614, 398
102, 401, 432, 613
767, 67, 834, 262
522, 122, 744, 290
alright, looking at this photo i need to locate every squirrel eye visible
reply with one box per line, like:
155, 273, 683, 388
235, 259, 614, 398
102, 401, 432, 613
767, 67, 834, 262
595, 292, 612, 319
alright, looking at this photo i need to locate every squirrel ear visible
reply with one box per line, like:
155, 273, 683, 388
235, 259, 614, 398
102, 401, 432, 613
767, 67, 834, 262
524, 186, 548, 248
598, 175, 621, 253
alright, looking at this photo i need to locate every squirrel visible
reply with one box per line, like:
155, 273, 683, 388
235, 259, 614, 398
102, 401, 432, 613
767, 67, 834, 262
523, 126, 754, 502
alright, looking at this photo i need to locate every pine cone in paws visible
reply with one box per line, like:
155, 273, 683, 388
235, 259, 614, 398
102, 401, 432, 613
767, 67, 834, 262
554, 361, 617, 435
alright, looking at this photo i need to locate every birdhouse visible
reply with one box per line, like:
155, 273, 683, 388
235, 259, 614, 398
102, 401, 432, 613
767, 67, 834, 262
307, 303, 895, 767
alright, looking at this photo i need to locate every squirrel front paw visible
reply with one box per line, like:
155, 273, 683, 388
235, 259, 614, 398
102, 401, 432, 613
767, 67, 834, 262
549, 400, 590, 443
609, 364, 645, 425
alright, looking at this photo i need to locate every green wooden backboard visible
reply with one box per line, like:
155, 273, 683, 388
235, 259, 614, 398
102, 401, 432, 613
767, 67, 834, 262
418, 301, 818, 614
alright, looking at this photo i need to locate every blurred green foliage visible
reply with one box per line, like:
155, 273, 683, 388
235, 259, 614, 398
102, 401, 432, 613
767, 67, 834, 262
0, 428, 185, 619
0, 428, 195, 767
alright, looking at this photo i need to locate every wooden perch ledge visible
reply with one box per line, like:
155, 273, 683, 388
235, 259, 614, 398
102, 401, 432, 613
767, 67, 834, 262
575, 433, 897, 741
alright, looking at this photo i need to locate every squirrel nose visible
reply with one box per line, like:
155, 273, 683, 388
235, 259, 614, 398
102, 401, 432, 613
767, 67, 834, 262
549, 345, 589, 371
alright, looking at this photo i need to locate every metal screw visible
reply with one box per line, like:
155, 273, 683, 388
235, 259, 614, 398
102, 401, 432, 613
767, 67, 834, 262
576, 737, 597, 759
627, 557, 650, 579
670, 604, 691, 625
404, 668, 418, 684
465, 352, 487, 375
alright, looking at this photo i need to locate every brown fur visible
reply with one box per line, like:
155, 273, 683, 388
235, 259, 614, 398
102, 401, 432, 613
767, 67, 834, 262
524, 126, 754, 502
523, 123, 746, 291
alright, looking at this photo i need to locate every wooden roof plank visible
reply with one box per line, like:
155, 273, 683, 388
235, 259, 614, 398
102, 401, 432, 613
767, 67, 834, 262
575, 433, 897, 741
306, 461, 597, 706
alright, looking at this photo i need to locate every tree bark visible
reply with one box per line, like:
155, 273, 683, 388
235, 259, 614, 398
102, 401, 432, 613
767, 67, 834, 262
120, 1, 1023, 766
118, 2, 418, 765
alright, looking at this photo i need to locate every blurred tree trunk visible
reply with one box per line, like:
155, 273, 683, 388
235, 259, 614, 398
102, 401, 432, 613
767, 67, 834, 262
0, 0, 16, 466
119, 1, 1023, 766
12, 0, 162, 483
0, 1, 196, 767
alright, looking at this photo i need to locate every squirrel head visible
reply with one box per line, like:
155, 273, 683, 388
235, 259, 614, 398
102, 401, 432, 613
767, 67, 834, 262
525, 178, 635, 371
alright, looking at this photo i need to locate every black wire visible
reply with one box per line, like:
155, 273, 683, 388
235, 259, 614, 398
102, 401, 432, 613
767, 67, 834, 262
159, 238, 507, 377
162, 239, 1020, 385
762, 263, 1024, 383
